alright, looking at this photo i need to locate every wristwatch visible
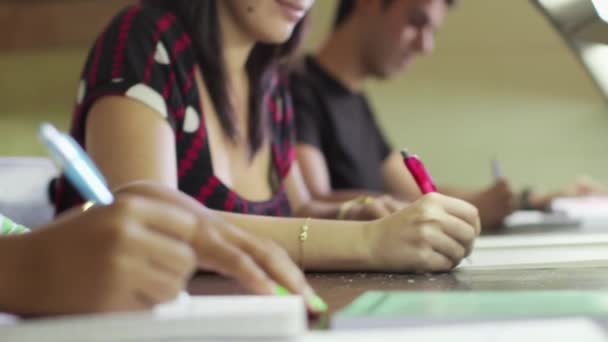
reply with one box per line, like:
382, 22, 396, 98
519, 187, 534, 210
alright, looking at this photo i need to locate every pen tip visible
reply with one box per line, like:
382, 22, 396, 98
400, 149, 411, 159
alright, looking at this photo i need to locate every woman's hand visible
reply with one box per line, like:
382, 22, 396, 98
16, 194, 199, 315
365, 193, 480, 273
116, 182, 326, 314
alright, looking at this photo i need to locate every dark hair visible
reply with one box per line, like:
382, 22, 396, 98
334, 0, 456, 29
142, 0, 307, 156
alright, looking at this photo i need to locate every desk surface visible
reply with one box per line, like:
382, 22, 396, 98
189, 267, 608, 317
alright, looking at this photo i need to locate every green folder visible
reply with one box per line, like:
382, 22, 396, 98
333, 291, 608, 329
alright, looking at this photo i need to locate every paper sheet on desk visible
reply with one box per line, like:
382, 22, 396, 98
0, 313, 18, 325
503, 210, 581, 231
0, 295, 306, 342
303, 319, 607, 341
457, 233, 608, 271
552, 197, 608, 225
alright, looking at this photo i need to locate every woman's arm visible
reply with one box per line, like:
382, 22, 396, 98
85, 97, 480, 272
86, 97, 373, 269
0, 236, 30, 314
214, 210, 372, 271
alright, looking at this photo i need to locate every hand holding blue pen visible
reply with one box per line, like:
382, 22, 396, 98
38, 123, 201, 302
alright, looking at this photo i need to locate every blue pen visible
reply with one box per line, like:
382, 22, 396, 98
38, 123, 114, 206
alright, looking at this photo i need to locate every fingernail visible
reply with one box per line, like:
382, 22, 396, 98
274, 285, 291, 296
307, 294, 328, 313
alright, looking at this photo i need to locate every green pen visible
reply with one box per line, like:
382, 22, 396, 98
0, 214, 31, 235
274, 285, 328, 313
274, 285, 291, 296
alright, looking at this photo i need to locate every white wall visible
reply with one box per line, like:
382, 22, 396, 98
305, 0, 608, 190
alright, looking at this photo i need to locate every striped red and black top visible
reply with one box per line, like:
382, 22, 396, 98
54, 4, 295, 217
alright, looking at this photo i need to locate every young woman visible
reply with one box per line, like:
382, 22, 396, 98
55, 0, 480, 274
2, 183, 316, 315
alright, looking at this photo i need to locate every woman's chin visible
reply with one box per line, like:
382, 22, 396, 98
256, 26, 296, 44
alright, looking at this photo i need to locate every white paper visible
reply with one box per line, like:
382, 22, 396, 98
458, 233, 608, 270
302, 318, 606, 342
0, 313, 18, 325
552, 196, 608, 226
0, 295, 306, 342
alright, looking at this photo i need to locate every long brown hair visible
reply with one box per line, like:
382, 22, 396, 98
142, 0, 307, 155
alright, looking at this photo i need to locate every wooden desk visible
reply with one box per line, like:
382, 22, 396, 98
189, 267, 608, 320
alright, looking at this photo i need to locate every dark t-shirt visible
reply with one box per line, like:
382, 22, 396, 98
290, 56, 392, 192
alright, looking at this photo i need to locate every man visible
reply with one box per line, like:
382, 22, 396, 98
291, 0, 602, 228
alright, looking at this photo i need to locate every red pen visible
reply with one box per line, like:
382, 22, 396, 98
401, 149, 437, 194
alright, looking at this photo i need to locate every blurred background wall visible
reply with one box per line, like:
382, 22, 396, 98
1, 0, 607, 191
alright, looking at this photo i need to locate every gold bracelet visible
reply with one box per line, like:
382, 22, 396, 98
336, 196, 375, 220
82, 201, 95, 212
298, 218, 311, 270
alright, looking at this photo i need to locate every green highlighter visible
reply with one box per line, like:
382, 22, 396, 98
333, 291, 608, 329
0, 214, 30, 235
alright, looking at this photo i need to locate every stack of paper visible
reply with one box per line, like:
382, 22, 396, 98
0, 295, 306, 342
458, 233, 608, 271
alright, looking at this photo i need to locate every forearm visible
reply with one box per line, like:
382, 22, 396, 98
314, 189, 385, 203
291, 199, 345, 219
212, 210, 372, 271
440, 184, 550, 211
437, 185, 474, 202
0, 236, 34, 315
116, 182, 373, 270
382, 151, 423, 201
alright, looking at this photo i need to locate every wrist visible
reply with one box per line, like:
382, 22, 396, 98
356, 220, 379, 270
305, 219, 374, 271
520, 188, 552, 211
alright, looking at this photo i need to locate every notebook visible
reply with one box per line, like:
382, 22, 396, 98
0, 295, 306, 342
331, 291, 608, 330
313, 318, 606, 341
457, 232, 608, 271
